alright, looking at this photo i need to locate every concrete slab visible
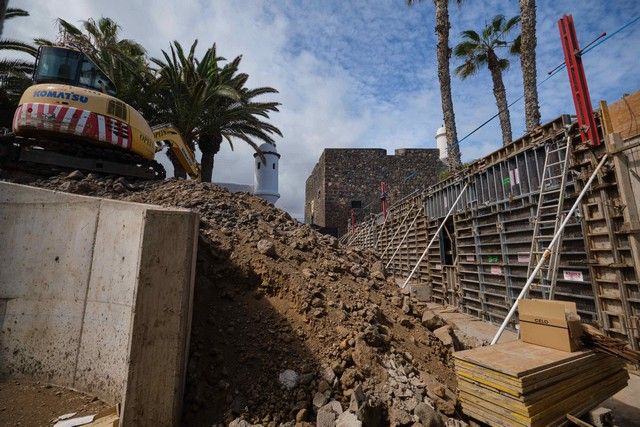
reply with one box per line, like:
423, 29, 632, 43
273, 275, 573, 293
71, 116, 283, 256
603, 372, 640, 426
0, 182, 199, 425
424, 303, 517, 345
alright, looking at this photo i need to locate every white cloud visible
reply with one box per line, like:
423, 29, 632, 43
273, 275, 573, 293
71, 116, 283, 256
3, 0, 639, 219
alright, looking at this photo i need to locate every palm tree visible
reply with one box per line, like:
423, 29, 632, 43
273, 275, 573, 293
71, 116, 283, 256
0, 8, 41, 127
151, 41, 240, 178
152, 40, 282, 182
519, 0, 541, 131
454, 15, 520, 146
198, 58, 282, 183
407, 0, 462, 172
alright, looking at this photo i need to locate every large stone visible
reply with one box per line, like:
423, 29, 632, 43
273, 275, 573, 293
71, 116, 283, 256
389, 407, 413, 426
414, 403, 444, 427
317, 401, 343, 427
313, 391, 329, 409
370, 260, 385, 279
229, 418, 252, 427
322, 366, 337, 384
433, 325, 454, 347
401, 296, 411, 314
278, 369, 299, 390
257, 239, 276, 257
349, 384, 366, 412
66, 170, 85, 180
421, 310, 445, 332
336, 411, 362, 427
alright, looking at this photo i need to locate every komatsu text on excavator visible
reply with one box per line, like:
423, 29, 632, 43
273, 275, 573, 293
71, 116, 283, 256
0, 45, 201, 180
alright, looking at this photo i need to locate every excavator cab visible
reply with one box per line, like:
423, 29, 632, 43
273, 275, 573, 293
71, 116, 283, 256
33, 46, 117, 96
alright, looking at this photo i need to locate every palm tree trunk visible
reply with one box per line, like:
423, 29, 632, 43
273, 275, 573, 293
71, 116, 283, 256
487, 50, 513, 146
199, 133, 222, 183
519, 0, 541, 131
434, 0, 462, 171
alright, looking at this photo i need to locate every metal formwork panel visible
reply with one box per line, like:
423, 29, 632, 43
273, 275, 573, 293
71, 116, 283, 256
573, 134, 640, 350
345, 115, 639, 347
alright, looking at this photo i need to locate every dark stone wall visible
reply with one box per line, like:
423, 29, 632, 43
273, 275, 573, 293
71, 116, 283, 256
305, 148, 445, 236
304, 152, 326, 226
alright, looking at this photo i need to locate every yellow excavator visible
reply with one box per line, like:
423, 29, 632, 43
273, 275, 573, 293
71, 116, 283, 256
0, 45, 200, 180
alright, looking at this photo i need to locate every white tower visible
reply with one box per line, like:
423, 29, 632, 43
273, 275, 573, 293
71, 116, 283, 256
253, 142, 280, 204
436, 126, 447, 160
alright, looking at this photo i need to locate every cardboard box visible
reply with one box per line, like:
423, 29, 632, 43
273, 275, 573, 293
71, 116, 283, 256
519, 299, 584, 352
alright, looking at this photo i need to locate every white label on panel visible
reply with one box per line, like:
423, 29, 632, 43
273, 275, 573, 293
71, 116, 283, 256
563, 270, 584, 282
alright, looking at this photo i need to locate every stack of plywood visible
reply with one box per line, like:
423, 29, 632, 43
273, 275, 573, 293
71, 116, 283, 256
454, 340, 628, 427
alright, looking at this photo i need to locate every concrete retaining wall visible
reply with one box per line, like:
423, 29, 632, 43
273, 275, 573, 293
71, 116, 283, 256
0, 182, 199, 425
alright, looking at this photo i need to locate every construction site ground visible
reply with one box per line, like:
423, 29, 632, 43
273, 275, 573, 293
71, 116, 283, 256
2, 172, 639, 426
0, 380, 110, 426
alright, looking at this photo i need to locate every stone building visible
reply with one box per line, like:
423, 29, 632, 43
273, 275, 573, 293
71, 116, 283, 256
305, 148, 444, 236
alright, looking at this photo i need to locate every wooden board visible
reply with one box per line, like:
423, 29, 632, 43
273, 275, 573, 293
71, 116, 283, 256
453, 341, 593, 378
455, 353, 622, 397
460, 371, 628, 427
459, 365, 625, 416
606, 91, 640, 140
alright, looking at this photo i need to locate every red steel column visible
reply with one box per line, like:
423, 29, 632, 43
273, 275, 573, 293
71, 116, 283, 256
558, 15, 601, 146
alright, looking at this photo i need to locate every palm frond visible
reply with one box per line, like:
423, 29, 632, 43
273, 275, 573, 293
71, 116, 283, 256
460, 30, 481, 43
0, 58, 34, 73
455, 60, 479, 79
0, 39, 38, 56
503, 15, 521, 34
454, 41, 479, 57
510, 35, 521, 55
57, 18, 84, 37
33, 38, 54, 46
497, 58, 510, 71
5, 8, 29, 19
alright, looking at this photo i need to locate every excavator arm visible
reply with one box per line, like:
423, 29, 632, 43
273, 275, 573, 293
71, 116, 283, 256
152, 124, 201, 180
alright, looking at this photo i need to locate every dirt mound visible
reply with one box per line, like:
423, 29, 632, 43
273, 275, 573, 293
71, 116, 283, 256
11, 172, 461, 426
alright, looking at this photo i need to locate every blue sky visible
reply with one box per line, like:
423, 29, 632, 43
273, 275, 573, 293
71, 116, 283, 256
5, 0, 640, 217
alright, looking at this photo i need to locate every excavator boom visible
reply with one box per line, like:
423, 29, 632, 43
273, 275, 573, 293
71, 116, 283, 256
152, 124, 201, 180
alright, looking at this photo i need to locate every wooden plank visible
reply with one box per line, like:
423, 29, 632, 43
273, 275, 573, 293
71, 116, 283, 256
566, 414, 593, 427
606, 91, 640, 140
455, 353, 621, 396
458, 365, 625, 416
453, 341, 593, 378
460, 372, 628, 427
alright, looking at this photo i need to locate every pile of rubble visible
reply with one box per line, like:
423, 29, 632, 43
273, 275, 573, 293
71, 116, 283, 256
15, 172, 474, 426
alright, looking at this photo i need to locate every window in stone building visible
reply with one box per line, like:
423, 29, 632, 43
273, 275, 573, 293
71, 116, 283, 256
351, 200, 362, 209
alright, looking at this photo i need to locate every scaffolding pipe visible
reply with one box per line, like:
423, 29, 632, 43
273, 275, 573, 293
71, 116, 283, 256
401, 183, 469, 289
491, 154, 609, 345
380, 205, 416, 258
374, 210, 390, 251
385, 206, 423, 269
347, 222, 367, 246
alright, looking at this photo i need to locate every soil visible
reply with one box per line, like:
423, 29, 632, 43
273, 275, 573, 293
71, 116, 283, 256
0, 379, 109, 427
5, 173, 463, 426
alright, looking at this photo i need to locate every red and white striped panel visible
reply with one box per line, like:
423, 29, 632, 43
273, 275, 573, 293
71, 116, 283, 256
13, 103, 132, 149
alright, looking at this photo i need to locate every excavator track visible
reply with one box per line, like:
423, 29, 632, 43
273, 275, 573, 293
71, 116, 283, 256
0, 134, 166, 180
